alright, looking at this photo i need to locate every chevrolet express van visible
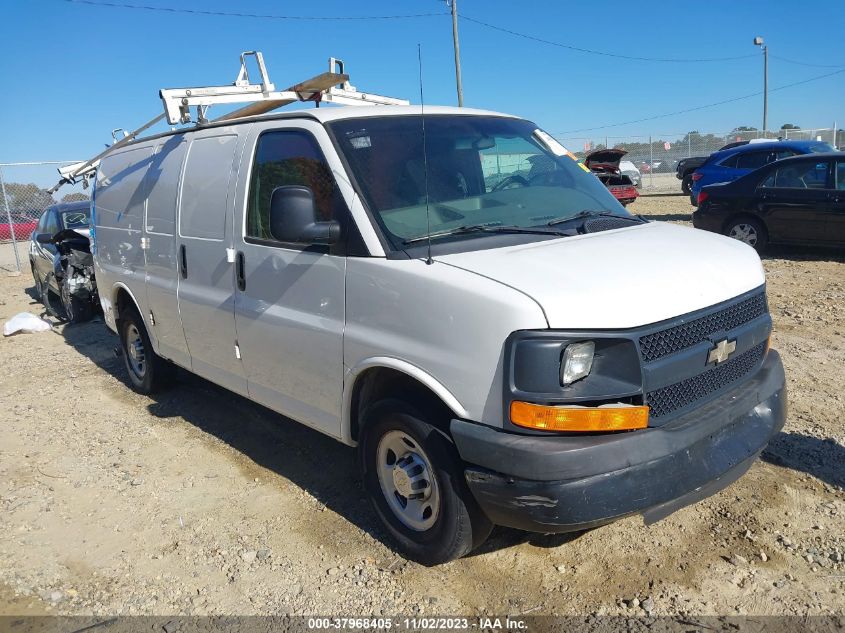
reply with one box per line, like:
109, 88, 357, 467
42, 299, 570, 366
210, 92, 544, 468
92, 106, 786, 564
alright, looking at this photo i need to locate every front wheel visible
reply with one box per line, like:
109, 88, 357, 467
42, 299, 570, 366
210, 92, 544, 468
681, 174, 693, 195
119, 306, 175, 394
724, 217, 768, 253
359, 400, 492, 565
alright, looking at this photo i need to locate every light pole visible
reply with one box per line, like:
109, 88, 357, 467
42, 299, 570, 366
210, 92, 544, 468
450, 0, 464, 107
754, 36, 768, 134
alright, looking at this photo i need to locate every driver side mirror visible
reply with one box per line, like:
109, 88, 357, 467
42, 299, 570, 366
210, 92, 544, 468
35, 233, 54, 244
269, 186, 341, 245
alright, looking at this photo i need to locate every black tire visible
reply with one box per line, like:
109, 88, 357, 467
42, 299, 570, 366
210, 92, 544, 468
359, 399, 493, 565
60, 275, 94, 323
724, 216, 768, 253
681, 174, 693, 195
119, 305, 176, 394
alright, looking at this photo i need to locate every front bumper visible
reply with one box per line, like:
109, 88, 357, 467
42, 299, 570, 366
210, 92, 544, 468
451, 350, 786, 533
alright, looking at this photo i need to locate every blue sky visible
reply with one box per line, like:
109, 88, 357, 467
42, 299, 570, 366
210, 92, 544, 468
2, 0, 844, 175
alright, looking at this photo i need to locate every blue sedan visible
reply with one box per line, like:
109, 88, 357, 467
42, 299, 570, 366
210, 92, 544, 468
690, 140, 835, 206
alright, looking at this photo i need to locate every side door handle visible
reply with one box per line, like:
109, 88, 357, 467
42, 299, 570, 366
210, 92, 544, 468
236, 251, 246, 291
179, 244, 187, 279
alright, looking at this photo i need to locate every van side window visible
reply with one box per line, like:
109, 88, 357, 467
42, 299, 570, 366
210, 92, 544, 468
246, 130, 339, 241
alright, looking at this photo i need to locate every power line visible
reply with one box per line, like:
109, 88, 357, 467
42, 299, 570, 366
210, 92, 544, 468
459, 14, 758, 63
62, 0, 448, 20
769, 54, 845, 68
553, 68, 845, 134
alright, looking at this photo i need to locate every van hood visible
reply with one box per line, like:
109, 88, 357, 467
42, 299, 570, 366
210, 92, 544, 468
436, 222, 765, 329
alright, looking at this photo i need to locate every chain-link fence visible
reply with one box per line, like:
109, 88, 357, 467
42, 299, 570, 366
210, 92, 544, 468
0, 161, 88, 273
555, 127, 842, 194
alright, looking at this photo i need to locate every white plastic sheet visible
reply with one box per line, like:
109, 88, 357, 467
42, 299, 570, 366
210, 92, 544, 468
3, 312, 52, 336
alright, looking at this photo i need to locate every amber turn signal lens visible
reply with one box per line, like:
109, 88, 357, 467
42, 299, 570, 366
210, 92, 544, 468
510, 401, 649, 432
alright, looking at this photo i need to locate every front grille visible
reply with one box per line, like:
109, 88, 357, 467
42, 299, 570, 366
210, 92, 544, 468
646, 342, 766, 418
639, 291, 767, 363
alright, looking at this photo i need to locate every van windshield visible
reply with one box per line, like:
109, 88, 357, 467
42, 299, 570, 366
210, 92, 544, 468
328, 115, 628, 249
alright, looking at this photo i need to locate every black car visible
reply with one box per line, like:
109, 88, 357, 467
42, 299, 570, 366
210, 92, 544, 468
29, 200, 99, 322
692, 152, 845, 253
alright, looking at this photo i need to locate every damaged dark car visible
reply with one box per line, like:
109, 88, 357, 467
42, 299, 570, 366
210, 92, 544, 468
583, 148, 639, 206
29, 200, 99, 323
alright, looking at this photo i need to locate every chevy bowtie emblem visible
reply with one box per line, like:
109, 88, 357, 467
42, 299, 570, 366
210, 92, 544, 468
707, 339, 737, 365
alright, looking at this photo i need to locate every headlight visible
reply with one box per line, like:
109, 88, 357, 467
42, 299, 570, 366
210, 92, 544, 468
560, 341, 595, 385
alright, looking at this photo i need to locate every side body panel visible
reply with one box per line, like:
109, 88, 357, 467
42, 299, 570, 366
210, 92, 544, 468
32, 208, 58, 284
176, 127, 248, 395
344, 258, 548, 435
143, 135, 191, 368
232, 120, 349, 438
93, 144, 155, 329
760, 188, 829, 243
829, 159, 845, 242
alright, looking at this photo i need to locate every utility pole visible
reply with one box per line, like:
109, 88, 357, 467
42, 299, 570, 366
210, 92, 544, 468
754, 37, 768, 133
450, 0, 464, 106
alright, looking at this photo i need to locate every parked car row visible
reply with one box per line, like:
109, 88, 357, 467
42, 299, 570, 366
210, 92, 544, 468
689, 140, 835, 206
693, 152, 845, 252
675, 138, 775, 195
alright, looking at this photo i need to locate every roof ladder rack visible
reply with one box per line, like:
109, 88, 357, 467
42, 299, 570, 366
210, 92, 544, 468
49, 51, 408, 193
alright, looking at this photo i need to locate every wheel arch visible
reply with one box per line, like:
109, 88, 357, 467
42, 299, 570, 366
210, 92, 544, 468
342, 358, 469, 446
110, 283, 156, 344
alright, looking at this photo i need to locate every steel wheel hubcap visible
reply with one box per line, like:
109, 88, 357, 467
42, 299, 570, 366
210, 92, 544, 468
376, 430, 440, 531
729, 223, 758, 246
125, 324, 146, 377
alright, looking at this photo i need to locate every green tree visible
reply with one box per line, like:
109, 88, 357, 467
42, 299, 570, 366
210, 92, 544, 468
61, 192, 89, 202
0, 182, 55, 214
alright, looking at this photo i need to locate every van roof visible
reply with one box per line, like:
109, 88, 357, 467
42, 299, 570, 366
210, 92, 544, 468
130, 105, 520, 145
275, 104, 516, 122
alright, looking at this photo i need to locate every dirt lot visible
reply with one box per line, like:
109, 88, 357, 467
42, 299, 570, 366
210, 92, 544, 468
1, 195, 843, 618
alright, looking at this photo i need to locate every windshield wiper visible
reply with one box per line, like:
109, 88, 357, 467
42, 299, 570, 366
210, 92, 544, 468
403, 223, 568, 245
546, 210, 643, 226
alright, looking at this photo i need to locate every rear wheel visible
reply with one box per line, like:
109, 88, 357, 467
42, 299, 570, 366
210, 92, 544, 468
119, 305, 175, 394
724, 217, 768, 253
359, 399, 492, 565
681, 174, 693, 195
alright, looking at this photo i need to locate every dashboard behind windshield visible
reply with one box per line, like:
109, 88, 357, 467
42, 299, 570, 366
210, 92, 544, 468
328, 115, 627, 250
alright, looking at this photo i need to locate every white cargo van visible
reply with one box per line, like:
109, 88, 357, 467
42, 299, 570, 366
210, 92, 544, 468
91, 105, 785, 564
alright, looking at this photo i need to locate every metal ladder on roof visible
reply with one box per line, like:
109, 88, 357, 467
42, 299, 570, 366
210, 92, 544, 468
49, 51, 408, 193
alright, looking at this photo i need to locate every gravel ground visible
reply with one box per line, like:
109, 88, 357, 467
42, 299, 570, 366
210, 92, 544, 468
0, 197, 843, 618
